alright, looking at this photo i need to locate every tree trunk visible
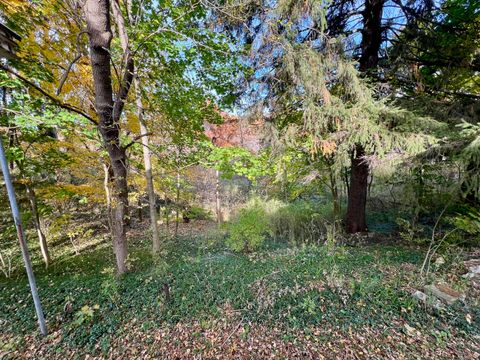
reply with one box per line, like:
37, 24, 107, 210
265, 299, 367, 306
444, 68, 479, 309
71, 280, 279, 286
137, 196, 143, 222
175, 171, 180, 237
462, 161, 479, 206
215, 169, 222, 223
165, 204, 170, 232
328, 165, 340, 220
134, 77, 161, 253
84, 0, 129, 274
14, 154, 51, 267
8, 129, 15, 171
103, 162, 113, 229
358, 0, 384, 73
346, 146, 369, 233
2, 88, 15, 171
345, 0, 384, 233
25, 184, 50, 267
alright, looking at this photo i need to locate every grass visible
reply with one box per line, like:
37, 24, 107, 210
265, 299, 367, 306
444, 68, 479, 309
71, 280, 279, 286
0, 223, 479, 358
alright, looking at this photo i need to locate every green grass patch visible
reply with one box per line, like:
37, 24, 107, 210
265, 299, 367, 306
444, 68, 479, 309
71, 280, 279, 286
1, 232, 478, 356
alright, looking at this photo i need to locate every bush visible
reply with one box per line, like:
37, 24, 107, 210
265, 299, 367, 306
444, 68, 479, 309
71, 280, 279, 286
452, 206, 480, 238
184, 206, 212, 221
396, 217, 428, 244
225, 201, 270, 253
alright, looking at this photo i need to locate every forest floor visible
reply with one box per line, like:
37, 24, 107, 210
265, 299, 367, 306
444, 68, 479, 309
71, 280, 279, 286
0, 220, 479, 359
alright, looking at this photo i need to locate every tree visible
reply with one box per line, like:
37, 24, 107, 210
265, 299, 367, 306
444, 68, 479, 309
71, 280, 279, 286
0, 73, 77, 267
388, 0, 480, 206
344, 0, 385, 233
107, 0, 161, 253
0, 0, 241, 273
83, 0, 132, 274
0, 0, 131, 274
324, 0, 436, 232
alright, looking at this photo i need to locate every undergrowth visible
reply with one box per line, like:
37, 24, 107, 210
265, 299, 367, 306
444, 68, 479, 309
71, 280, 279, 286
0, 231, 478, 356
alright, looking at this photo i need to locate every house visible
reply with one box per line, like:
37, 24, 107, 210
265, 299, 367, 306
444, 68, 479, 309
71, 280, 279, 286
0, 23, 20, 60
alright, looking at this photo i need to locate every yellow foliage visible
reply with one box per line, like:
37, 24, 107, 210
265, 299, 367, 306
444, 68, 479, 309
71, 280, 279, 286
0, 0, 28, 11
39, 183, 106, 204
126, 113, 140, 134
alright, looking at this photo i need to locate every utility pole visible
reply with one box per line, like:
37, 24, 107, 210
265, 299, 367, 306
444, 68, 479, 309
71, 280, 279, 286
0, 138, 47, 336
0, 22, 47, 336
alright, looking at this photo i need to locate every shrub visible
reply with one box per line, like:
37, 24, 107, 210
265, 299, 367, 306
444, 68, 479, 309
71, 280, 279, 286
452, 206, 480, 239
396, 217, 427, 244
184, 206, 212, 221
225, 202, 270, 253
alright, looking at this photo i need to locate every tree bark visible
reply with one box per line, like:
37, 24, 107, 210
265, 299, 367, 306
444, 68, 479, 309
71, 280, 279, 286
345, 0, 384, 234
84, 0, 129, 274
137, 196, 143, 222
346, 146, 369, 233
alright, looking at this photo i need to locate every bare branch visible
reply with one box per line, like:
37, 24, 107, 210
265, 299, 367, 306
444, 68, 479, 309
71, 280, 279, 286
56, 54, 82, 95
123, 132, 153, 150
56, 30, 89, 95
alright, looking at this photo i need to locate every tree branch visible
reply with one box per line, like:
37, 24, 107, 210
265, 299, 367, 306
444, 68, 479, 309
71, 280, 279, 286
111, 0, 135, 123
0, 64, 97, 125
56, 30, 89, 95
112, 55, 134, 123
123, 132, 153, 150
56, 53, 82, 95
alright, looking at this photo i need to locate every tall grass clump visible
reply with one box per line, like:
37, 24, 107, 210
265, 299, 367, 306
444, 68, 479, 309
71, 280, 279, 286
269, 200, 335, 245
224, 198, 337, 252
224, 198, 272, 253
